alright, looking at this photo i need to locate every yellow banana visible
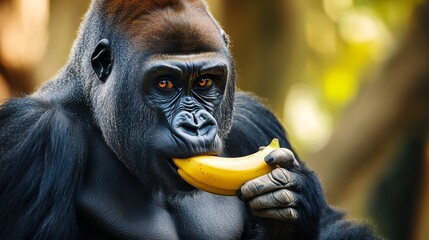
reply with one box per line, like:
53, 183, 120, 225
172, 138, 280, 196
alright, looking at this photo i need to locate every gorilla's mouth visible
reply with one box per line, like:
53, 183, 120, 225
168, 129, 222, 159
168, 158, 179, 173
167, 157, 197, 191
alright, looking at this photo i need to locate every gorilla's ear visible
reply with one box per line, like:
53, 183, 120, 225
91, 39, 113, 82
221, 31, 229, 47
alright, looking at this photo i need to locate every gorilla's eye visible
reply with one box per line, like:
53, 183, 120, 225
157, 79, 174, 89
196, 78, 213, 89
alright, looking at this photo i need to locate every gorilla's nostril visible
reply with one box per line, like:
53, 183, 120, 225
181, 112, 193, 121
176, 119, 216, 137
180, 124, 198, 136
178, 122, 198, 136
199, 123, 215, 136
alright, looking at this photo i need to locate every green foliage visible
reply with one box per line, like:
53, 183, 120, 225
283, 0, 421, 153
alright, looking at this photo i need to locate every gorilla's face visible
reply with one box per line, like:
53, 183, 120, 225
89, 1, 235, 191
143, 54, 229, 158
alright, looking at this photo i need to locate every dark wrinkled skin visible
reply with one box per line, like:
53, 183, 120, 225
0, 0, 380, 239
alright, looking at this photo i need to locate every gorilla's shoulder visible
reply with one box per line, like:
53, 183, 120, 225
233, 92, 276, 117
223, 92, 293, 157
0, 97, 87, 238
0, 97, 88, 150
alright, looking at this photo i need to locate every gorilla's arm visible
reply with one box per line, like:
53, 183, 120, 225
0, 97, 87, 239
223, 92, 379, 240
319, 208, 380, 240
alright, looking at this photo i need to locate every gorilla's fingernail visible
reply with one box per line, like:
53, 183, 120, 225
265, 155, 274, 164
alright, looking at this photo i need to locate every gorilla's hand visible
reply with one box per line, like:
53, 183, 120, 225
239, 148, 301, 229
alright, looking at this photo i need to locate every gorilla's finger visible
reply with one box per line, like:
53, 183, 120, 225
252, 207, 299, 223
248, 189, 298, 210
239, 168, 297, 201
264, 148, 299, 169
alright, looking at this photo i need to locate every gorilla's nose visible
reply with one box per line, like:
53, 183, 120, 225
172, 110, 217, 141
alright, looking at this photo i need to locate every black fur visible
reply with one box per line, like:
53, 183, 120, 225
0, 97, 88, 238
320, 208, 380, 240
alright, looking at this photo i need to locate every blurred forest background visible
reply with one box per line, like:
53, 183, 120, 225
1, 0, 428, 239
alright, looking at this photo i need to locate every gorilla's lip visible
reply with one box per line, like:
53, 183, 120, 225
168, 158, 179, 173
167, 157, 198, 192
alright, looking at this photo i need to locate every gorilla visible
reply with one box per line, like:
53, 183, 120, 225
0, 0, 379, 239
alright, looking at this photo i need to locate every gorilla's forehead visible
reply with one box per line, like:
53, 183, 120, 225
148, 52, 228, 64
106, 0, 224, 54
105, 0, 205, 14
143, 52, 230, 74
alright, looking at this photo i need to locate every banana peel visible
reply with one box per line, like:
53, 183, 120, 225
172, 138, 280, 196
